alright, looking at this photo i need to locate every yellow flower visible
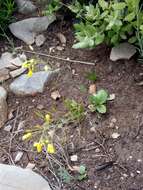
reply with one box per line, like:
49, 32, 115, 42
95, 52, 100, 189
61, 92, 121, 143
22, 133, 32, 141
47, 144, 55, 154
45, 114, 51, 124
27, 69, 33, 77
34, 142, 43, 153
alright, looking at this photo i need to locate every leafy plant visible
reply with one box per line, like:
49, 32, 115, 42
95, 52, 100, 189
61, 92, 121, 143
89, 89, 108, 114
0, 0, 15, 34
43, 0, 62, 15
86, 71, 97, 82
77, 165, 87, 181
65, 99, 85, 122
58, 167, 73, 183
69, 0, 142, 49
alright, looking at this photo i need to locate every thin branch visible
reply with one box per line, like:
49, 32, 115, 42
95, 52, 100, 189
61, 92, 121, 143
22, 50, 96, 66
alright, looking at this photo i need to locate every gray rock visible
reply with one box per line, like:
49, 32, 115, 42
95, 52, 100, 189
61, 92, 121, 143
110, 43, 136, 61
9, 16, 56, 45
15, 0, 36, 14
0, 68, 10, 82
0, 87, 7, 128
0, 164, 51, 190
35, 34, 46, 47
0, 52, 27, 70
10, 67, 27, 78
10, 70, 60, 96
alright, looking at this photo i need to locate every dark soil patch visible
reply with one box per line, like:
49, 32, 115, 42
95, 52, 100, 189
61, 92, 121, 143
0, 11, 143, 190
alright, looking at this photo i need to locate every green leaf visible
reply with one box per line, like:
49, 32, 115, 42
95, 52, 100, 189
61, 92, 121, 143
96, 104, 106, 113
96, 89, 108, 104
124, 12, 136, 22
98, 0, 108, 10
112, 2, 126, 10
86, 71, 97, 82
95, 33, 105, 45
79, 165, 86, 175
72, 38, 94, 49
128, 36, 137, 43
77, 173, 87, 181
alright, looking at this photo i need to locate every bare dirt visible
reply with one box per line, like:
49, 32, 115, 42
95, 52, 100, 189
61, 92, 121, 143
0, 8, 143, 190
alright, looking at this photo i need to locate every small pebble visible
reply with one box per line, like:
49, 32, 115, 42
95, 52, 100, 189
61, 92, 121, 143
137, 170, 141, 174
37, 104, 44, 110
70, 155, 78, 162
4, 124, 13, 132
15, 151, 23, 162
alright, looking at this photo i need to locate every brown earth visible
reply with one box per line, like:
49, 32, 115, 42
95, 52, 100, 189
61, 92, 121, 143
0, 7, 143, 190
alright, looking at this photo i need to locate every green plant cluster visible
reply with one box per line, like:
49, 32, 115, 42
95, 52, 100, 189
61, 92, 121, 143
0, 0, 15, 34
69, 0, 143, 49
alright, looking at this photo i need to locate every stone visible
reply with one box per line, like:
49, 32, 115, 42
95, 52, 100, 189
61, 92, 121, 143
0, 164, 51, 190
0, 52, 27, 70
110, 43, 136, 61
9, 16, 56, 45
0, 87, 7, 128
35, 34, 46, 47
10, 70, 60, 96
15, 0, 36, 14
10, 68, 27, 78
0, 68, 10, 82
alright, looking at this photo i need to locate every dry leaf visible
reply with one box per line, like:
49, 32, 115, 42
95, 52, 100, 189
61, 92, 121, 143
15, 151, 23, 162
51, 90, 61, 100
26, 163, 35, 169
89, 84, 96, 94
56, 33, 66, 44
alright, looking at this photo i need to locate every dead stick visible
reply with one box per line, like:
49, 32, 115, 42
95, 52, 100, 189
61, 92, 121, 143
22, 50, 96, 66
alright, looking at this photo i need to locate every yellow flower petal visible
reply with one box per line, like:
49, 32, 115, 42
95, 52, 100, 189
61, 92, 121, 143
33, 142, 43, 153
47, 144, 55, 154
45, 114, 51, 124
27, 69, 33, 77
22, 133, 32, 141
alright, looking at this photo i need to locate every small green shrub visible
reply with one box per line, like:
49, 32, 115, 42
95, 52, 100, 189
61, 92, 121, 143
69, 0, 143, 48
0, 0, 15, 34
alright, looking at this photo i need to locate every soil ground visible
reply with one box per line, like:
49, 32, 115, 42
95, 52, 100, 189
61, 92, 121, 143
0, 5, 143, 190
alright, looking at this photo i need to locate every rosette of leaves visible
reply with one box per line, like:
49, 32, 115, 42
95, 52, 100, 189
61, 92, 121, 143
89, 89, 108, 114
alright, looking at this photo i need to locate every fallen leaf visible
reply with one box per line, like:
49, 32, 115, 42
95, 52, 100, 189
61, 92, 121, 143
4, 124, 13, 132
51, 90, 61, 100
111, 132, 120, 139
15, 151, 23, 162
56, 33, 66, 44
89, 84, 96, 94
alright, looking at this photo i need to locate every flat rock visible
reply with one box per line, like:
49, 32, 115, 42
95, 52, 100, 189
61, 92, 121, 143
0, 87, 7, 128
9, 16, 56, 45
0, 52, 27, 70
0, 68, 10, 82
10, 67, 27, 78
110, 43, 136, 61
15, 0, 36, 14
10, 70, 60, 96
0, 164, 51, 190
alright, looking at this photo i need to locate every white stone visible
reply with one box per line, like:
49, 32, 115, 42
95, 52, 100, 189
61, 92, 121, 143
110, 43, 136, 61
70, 155, 78, 162
14, 151, 24, 162
0, 164, 51, 190
9, 16, 56, 45
111, 132, 120, 139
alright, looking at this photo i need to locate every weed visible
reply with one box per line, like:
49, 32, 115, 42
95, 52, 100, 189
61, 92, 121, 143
89, 89, 108, 114
65, 99, 85, 122
86, 71, 97, 82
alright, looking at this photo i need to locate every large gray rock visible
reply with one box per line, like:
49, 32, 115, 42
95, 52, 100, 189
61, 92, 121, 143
10, 70, 60, 96
0, 164, 51, 190
9, 16, 56, 45
110, 43, 136, 61
0, 87, 7, 128
15, 0, 36, 14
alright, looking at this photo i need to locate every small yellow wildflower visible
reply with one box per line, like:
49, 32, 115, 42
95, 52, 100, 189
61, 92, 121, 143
22, 133, 32, 141
27, 69, 33, 77
47, 144, 55, 154
34, 142, 43, 153
45, 114, 51, 124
